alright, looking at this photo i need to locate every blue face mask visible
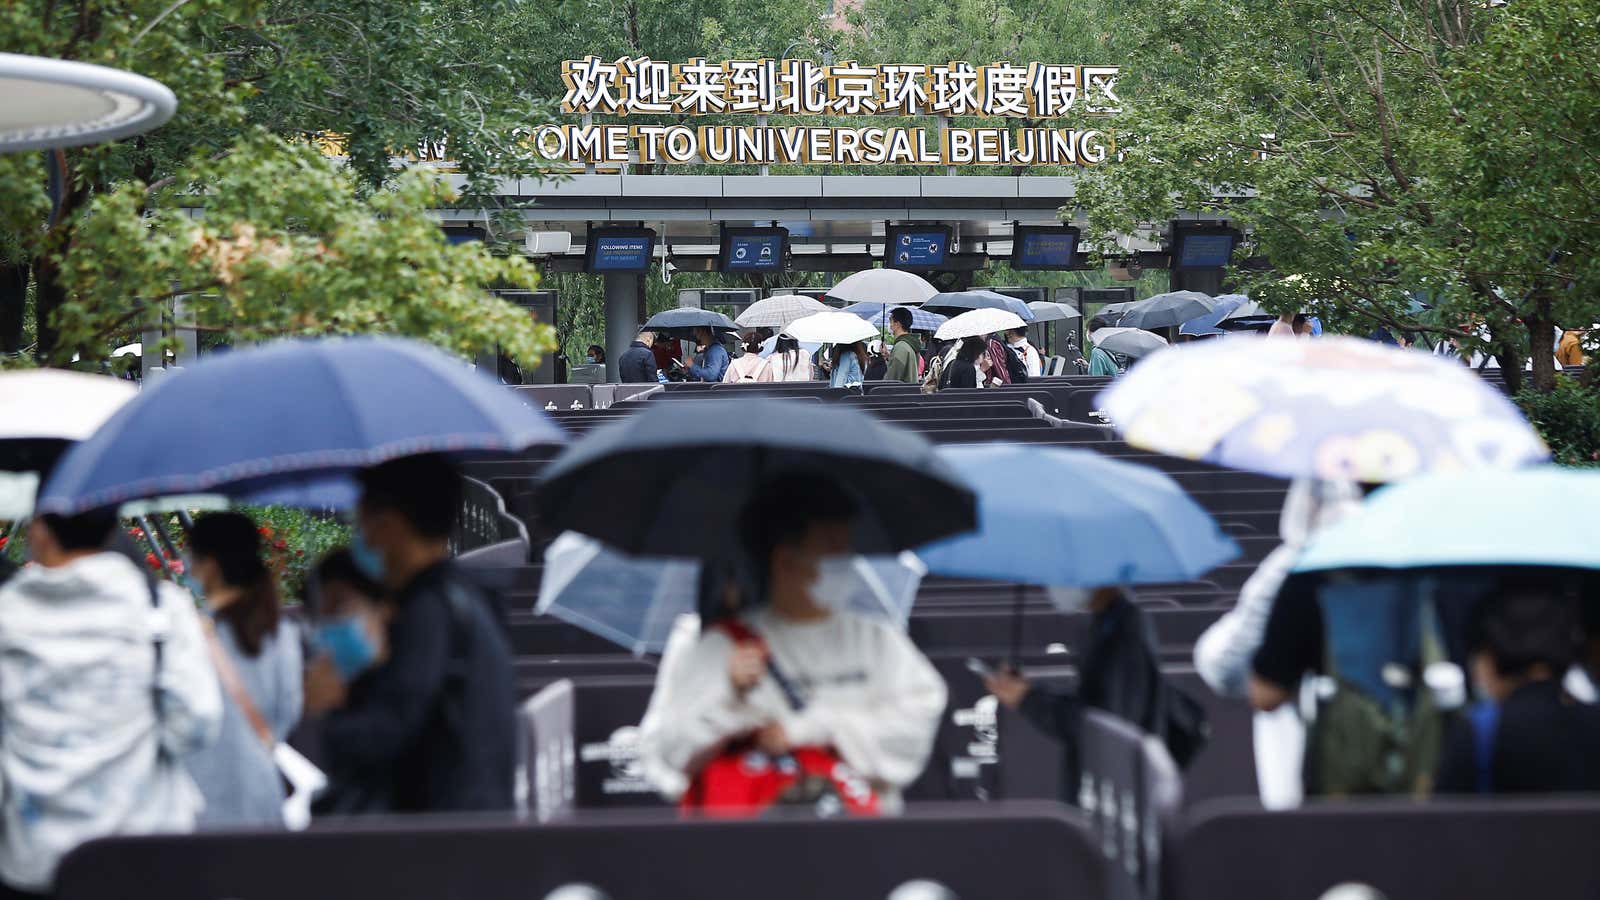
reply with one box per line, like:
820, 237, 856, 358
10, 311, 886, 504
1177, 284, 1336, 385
316, 615, 380, 680
349, 532, 385, 583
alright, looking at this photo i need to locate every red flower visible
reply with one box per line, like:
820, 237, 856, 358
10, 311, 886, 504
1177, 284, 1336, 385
273, 540, 287, 551
167, 558, 186, 575
144, 552, 160, 571
0, 535, 7, 549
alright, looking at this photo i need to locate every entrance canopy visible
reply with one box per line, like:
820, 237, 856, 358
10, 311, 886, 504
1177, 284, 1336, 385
436, 173, 1235, 267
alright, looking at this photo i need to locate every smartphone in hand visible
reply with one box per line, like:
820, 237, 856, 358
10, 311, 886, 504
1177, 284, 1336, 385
965, 657, 997, 680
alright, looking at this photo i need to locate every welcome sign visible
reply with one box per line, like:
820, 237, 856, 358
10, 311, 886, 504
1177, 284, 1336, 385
541, 57, 1120, 167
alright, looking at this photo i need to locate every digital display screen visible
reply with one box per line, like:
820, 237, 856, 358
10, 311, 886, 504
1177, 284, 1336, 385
720, 228, 788, 273
885, 225, 951, 270
1011, 226, 1080, 270
585, 229, 656, 273
1174, 232, 1236, 269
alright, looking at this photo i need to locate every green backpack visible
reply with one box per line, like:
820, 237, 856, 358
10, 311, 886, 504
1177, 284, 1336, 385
1304, 599, 1449, 798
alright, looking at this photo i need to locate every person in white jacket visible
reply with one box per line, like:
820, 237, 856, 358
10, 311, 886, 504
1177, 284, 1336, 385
638, 473, 947, 812
1191, 478, 1360, 808
0, 509, 222, 895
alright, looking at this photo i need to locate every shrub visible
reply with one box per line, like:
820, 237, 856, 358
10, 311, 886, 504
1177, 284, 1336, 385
1517, 377, 1600, 467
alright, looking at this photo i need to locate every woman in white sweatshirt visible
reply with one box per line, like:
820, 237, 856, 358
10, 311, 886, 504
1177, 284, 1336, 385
637, 473, 946, 812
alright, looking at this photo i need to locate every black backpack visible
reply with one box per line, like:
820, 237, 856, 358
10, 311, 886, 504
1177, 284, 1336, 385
1001, 343, 1029, 384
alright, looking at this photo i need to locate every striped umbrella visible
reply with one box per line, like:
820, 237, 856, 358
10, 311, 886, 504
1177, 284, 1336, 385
838, 302, 947, 332
734, 294, 831, 329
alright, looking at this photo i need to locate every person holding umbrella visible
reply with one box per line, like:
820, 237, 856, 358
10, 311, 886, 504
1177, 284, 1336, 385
885, 307, 924, 384
829, 340, 869, 389
305, 454, 517, 814
684, 326, 730, 383
942, 337, 995, 390
637, 472, 947, 814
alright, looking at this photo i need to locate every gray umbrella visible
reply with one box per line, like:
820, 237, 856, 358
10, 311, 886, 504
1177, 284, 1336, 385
1092, 301, 1132, 327
1114, 291, 1216, 330
535, 399, 977, 559
921, 290, 1037, 322
1090, 327, 1170, 358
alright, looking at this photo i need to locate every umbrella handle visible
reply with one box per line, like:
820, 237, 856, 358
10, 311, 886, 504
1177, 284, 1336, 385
1008, 583, 1024, 667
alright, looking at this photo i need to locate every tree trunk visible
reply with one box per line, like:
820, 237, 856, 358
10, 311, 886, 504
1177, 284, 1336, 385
35, 153, 91, 366
0, 263, 26, 353
1524, 296, 1558, 393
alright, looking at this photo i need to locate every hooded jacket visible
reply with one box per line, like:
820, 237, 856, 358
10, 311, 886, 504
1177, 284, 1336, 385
0, 553, 222, 890
886, 333, 923, 384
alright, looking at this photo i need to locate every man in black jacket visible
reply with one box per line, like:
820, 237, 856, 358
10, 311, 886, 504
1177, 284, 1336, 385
617, 330, 658, 383
983, 587, 1162, 800
307, 454, 516, 813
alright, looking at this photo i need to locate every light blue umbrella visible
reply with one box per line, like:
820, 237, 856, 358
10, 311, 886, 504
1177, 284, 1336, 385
536, 532, 927, 655
838, 302, 947, 332
39, 337, 565, 514
1294, 468, 1600, 574
921, 290, 1037, 323
916, 445, 1240, 590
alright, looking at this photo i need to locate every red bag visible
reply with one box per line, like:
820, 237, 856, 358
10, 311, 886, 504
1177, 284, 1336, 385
679, 621, 880, 818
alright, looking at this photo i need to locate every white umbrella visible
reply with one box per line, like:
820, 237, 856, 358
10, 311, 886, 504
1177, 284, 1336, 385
825, 269, 939, 305
1026, 301, 1082, 323
934, 308, 1027, 342
786, 310, 879, 345
0, 370, 136, 442
734, 294, 830, 329
1090, 327, 1169, 358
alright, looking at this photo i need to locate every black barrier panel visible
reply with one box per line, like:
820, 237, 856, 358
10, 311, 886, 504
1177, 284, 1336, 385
1173, 796, 1600, 900
57, 802, 1107, 900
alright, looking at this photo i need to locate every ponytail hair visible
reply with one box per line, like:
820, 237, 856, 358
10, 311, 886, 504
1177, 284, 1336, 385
189, 512, 281, 657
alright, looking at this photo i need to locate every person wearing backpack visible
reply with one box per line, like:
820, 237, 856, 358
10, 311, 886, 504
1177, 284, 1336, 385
1250, 572, 1482, 798
984, 587, 1208, 800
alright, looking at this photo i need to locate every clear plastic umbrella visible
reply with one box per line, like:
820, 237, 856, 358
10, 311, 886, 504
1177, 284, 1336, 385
535, 532, 927, 655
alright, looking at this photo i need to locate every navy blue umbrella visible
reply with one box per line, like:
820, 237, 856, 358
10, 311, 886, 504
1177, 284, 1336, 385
38, 337, 564, 514
921, 290, 1037, 323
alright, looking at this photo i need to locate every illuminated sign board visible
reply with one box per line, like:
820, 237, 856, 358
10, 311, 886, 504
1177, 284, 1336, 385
1010, 226, 1081, 271
720, 227, 788, 273
885, 224, 951, 270
585, 228, 656, 273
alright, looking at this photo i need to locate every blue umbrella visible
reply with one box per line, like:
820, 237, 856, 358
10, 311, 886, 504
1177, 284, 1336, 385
536, 532, 926, 656
916, 444, 1240, 589
838, 302, 948, 332
921, 290, 1037, 323
1180, 294, 1248, 337
39, 337, 565, 514
1293, 467, 1600, 574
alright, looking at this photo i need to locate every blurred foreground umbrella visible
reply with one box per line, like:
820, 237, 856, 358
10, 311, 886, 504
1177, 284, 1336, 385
1090, 327, 1169, 358
39, 337, 564, 514
1292, 468, 1600, 575
1115, 291, 1215, 330
825, 269, 939, 305
536, 532, 925, 655
1098, 335, 1548, 482
535, 399, 975, 558
0, 370, 135, 472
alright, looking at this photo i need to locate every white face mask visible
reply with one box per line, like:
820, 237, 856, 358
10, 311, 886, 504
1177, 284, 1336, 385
807, 556, 860, 609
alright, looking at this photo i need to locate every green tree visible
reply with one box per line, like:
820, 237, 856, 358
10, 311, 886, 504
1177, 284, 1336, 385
0, 0, 557, 366
1069, 0, 1600, 392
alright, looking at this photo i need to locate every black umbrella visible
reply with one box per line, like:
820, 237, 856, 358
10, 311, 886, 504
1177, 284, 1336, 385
1114, 291, 1215, 330
643, 308, 740, 337
535, 399, 977, 558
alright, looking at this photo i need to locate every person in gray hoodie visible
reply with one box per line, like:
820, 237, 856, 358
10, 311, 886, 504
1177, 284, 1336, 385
0, 508, 221, 896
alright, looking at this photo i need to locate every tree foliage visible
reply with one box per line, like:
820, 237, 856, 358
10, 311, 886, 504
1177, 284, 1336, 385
0, 0, 557, 367
1070, 0, 1600, 391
